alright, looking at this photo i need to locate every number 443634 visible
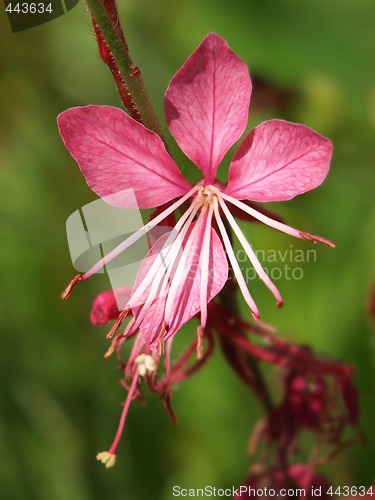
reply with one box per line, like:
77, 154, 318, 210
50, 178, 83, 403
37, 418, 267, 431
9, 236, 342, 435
5, 3, 53, 14
327, 486, 374, 497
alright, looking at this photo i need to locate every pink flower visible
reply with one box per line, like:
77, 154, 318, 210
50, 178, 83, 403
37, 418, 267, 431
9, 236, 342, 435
58, 33, 333, 351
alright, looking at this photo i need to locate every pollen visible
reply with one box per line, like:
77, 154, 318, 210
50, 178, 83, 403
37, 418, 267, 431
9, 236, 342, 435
96, 451, 116, 468
135, 354, 156, 377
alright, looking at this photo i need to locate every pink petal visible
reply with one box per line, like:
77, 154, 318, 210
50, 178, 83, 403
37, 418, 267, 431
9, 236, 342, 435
90, 287, 132, 325
131, 223, 228, 348
58, 105, 191, 208
165, 33, 251, 184
225, 120, 333, 202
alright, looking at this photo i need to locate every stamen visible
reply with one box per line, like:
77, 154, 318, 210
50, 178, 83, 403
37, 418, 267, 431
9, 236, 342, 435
199, 208, 214, 329
219, 191, 335, 248
164, 208, 208, 323
157, 321, 169, 356
106, 307, 130, 339
300, 231, 336, 247
82, 186, 200, 280
104, 332, 124, 358
128, 199, 200, 310
96, 451, 116, 468
106, 369, 139, 460
217, 197, 283, 307
213, 198, 260, 319
61, 274, 82, 300
196, 325, 204, 359
127, 200, 202, 344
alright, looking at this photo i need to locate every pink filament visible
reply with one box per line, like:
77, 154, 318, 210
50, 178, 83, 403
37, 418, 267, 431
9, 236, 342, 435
213, 197, 260, 319
218, 196, 283, 307
82, 186, 199, 280
108, 369, 139, 455
219, 191, 335, 248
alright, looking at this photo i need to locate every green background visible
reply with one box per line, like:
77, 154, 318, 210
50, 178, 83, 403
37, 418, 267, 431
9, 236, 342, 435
1, 0, 374, 498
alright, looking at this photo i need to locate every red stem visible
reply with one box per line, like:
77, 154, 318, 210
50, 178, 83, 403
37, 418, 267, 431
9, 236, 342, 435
91, 0, 141, 120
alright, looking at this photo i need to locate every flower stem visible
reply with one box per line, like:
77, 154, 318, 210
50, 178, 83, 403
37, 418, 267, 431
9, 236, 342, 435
85, 0, 166, 142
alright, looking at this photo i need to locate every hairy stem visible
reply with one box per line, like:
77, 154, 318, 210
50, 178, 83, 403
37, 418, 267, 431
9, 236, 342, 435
85, 0, 166, 142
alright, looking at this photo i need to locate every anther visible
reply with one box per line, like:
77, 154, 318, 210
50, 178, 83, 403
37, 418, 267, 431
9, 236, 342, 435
300, 231, 335, 248
157, 321, 169, 356
196, 325, 204, 359
104, 333, 124, 359
61, 274, 82, 300
106, 307, 130, 340
96, 451, 116, 468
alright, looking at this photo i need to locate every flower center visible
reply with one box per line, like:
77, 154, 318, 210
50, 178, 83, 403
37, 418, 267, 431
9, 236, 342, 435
196, 185, 218, 208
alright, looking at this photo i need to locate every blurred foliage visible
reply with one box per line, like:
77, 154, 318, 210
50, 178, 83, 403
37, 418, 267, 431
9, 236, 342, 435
0, 0, 375, 499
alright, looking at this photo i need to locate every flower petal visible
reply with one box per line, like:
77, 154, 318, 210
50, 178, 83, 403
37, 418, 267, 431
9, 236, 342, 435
90, 287, 132, 325
225, 120, 333, 202
131, 222, 228, 348
58, 105, 191, 208
165, 33, 251, 184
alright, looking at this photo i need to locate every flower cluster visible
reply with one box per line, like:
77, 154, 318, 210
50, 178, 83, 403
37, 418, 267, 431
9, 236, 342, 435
216, 318, 359, 499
